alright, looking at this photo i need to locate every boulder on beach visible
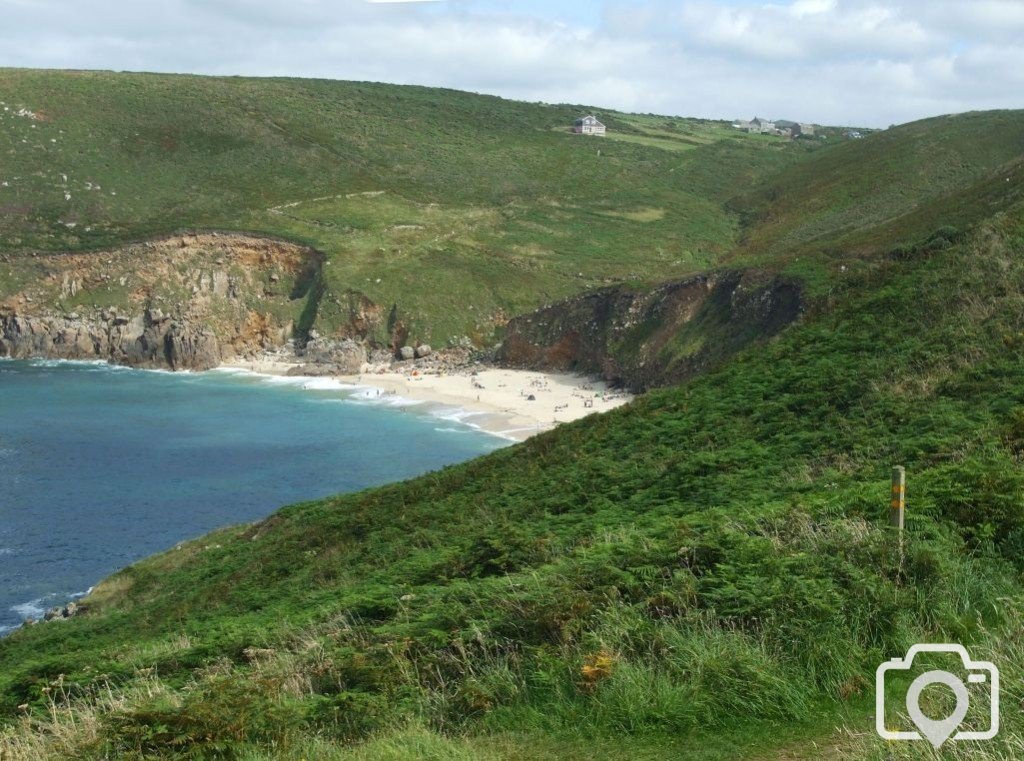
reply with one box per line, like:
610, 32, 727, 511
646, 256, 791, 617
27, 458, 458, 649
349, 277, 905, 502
415, 344, 432, 359
398, 346, 416, 361
300, 337, 367, 373
286, 363, 340, 377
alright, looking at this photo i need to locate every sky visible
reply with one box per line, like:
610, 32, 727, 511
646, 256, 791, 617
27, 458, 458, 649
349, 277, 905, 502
1, 0, 1022, 127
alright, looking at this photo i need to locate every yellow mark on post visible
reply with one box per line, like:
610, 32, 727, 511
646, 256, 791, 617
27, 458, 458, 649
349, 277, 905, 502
890, 466, 906, 530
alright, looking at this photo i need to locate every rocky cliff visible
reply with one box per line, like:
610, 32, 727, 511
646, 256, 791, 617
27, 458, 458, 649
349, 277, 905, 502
0, 308, 221, 369
0, 233, 323, 370
1, 231, 803, 382
498, 270, 803, 391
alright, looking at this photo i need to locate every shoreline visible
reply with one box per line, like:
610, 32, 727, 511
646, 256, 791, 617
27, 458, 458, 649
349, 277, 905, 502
1, 354, 634, 442
218, 358, 633, 442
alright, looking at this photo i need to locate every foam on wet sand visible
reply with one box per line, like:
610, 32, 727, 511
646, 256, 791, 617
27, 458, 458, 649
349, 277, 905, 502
218, 360, 633, 442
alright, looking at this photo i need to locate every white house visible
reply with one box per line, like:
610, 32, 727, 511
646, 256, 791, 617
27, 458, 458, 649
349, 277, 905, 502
573, 115, 606, 136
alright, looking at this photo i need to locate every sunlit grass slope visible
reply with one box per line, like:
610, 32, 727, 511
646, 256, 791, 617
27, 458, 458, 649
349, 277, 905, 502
0, 69, 800, 343
4, 71, 1024, 759
4, 204, 1024, 757
728, 110, 1024, 288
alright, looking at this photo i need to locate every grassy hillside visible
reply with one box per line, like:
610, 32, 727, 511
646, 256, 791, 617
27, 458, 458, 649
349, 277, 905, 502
5, 202, 1024, 757
3, 70, 1020, 346
4, 72, 1024, 758
497, 111, 1024, 391
0, 69, 800, 344
728, 110, 1024, 288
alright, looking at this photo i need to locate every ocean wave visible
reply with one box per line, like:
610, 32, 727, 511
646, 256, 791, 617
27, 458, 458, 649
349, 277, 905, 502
9, 587, 92, 623
210, 366, 508, 442
343, 390, 511, 440
262, 375, 360, 392
346, 387, 425, 407
11, 357, 134, 374
434, 407, 488, 423
26, 358, 111, 369
213, 367, 361, 392
11, 597, 49, 620
83, 364, 131, 373
299, 378, 358, 392
210, 366, 263, 377
37, 358, 200, 376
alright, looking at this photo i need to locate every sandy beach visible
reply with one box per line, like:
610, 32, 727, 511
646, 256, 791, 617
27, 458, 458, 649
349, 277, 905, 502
220, 358, 633, 441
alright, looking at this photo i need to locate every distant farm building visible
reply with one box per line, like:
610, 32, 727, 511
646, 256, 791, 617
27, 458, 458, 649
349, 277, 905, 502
733, 116, 777, 134
573, 115, 606, 136
735, 117, 817, 138
776, 120, 817, 137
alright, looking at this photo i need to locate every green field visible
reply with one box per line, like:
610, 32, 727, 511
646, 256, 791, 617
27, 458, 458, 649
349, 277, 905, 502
4, 70, 1024, 759
728, 110, 1024, 288
0, 69, 800, 344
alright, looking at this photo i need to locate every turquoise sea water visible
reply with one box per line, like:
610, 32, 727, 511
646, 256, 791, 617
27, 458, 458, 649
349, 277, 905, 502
0, 359, 506, 634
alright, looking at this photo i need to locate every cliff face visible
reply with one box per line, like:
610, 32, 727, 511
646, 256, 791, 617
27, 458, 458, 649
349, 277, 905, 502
1, 231, 802, 380
0, 309, 221, 370
498, 270, 803, 391
0, 234, 323, 370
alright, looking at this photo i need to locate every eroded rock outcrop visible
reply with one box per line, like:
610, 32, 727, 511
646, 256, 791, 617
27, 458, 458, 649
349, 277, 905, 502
498, 270, 803, 392
166, 323, 222, 370
42, 601, 84, 623
0, 233, 325, 370
297, 335, 367, 374
0, 308, 222, 370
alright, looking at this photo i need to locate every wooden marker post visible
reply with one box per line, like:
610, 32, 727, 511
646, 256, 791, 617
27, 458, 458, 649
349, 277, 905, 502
890, 466, 906, 531
890, 466, 906, 580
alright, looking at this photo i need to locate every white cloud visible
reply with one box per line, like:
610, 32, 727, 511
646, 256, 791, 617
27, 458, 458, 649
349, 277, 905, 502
675, 1, 940, 62
0, 0, 1020, 127
789, 0, 837, 18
